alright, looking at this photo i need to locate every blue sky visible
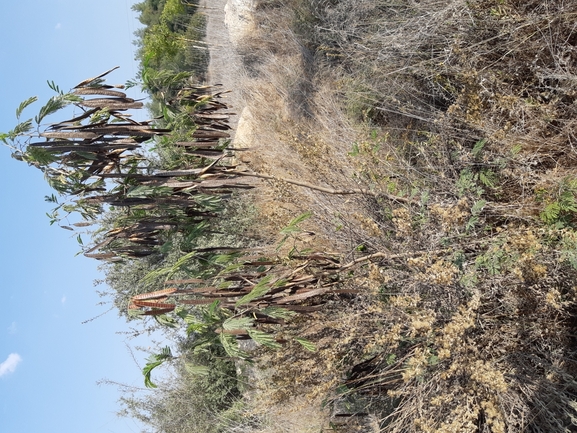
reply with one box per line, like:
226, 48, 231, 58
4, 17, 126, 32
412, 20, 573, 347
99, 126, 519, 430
0, 2, 164, 432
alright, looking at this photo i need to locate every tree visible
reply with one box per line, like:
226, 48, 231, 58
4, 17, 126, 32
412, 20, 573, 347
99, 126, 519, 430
118, 337, 244, 433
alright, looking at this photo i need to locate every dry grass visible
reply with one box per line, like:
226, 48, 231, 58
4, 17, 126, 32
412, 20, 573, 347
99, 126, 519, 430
221, 0, 577, 431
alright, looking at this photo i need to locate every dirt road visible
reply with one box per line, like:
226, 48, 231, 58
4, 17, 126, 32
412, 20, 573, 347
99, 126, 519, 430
202, 0, 254, 141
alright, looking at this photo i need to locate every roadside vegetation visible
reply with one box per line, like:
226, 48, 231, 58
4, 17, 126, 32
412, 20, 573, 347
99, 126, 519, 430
3, 0, 577, 432
224, 0, 577, 431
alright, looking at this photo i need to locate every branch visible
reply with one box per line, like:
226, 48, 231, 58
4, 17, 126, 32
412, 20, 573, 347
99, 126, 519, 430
226, 169, 417, 204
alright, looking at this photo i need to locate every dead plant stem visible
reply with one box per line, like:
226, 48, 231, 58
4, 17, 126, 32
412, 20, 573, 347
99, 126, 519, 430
227, 169, 416, 203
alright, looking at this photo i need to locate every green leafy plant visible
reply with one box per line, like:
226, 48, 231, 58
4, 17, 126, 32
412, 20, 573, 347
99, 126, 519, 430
276, 211, 312, 251
456, 169, 483, 198
143, 346, 173, 388
466, 199, 486, 231
471, 138, 487, 157
539, 178, 577, 227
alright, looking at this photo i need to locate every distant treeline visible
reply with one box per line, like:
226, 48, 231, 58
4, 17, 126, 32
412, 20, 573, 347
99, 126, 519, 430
132, 0, 208, 103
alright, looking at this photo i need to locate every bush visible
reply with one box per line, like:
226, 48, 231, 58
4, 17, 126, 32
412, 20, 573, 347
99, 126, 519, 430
119, 341, 243, 433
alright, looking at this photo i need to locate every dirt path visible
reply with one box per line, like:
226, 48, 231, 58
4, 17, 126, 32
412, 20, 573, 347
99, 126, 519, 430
201, 0, 370, 250
202, 0, 243, 135
201, 0, 267, 195
202, 0, 310, 241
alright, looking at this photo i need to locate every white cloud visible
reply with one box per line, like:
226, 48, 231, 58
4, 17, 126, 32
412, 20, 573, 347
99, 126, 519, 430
0, 354, 22, 377
7, 322, 17, 335
55, 23, 61, 30
61, 295, 67, 304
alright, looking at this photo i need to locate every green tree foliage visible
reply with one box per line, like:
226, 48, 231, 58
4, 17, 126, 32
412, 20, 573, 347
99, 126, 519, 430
132, 0, 166, 27
143, 24, 185, 64
132, 0, 208, 88
119, 339, 244, 433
